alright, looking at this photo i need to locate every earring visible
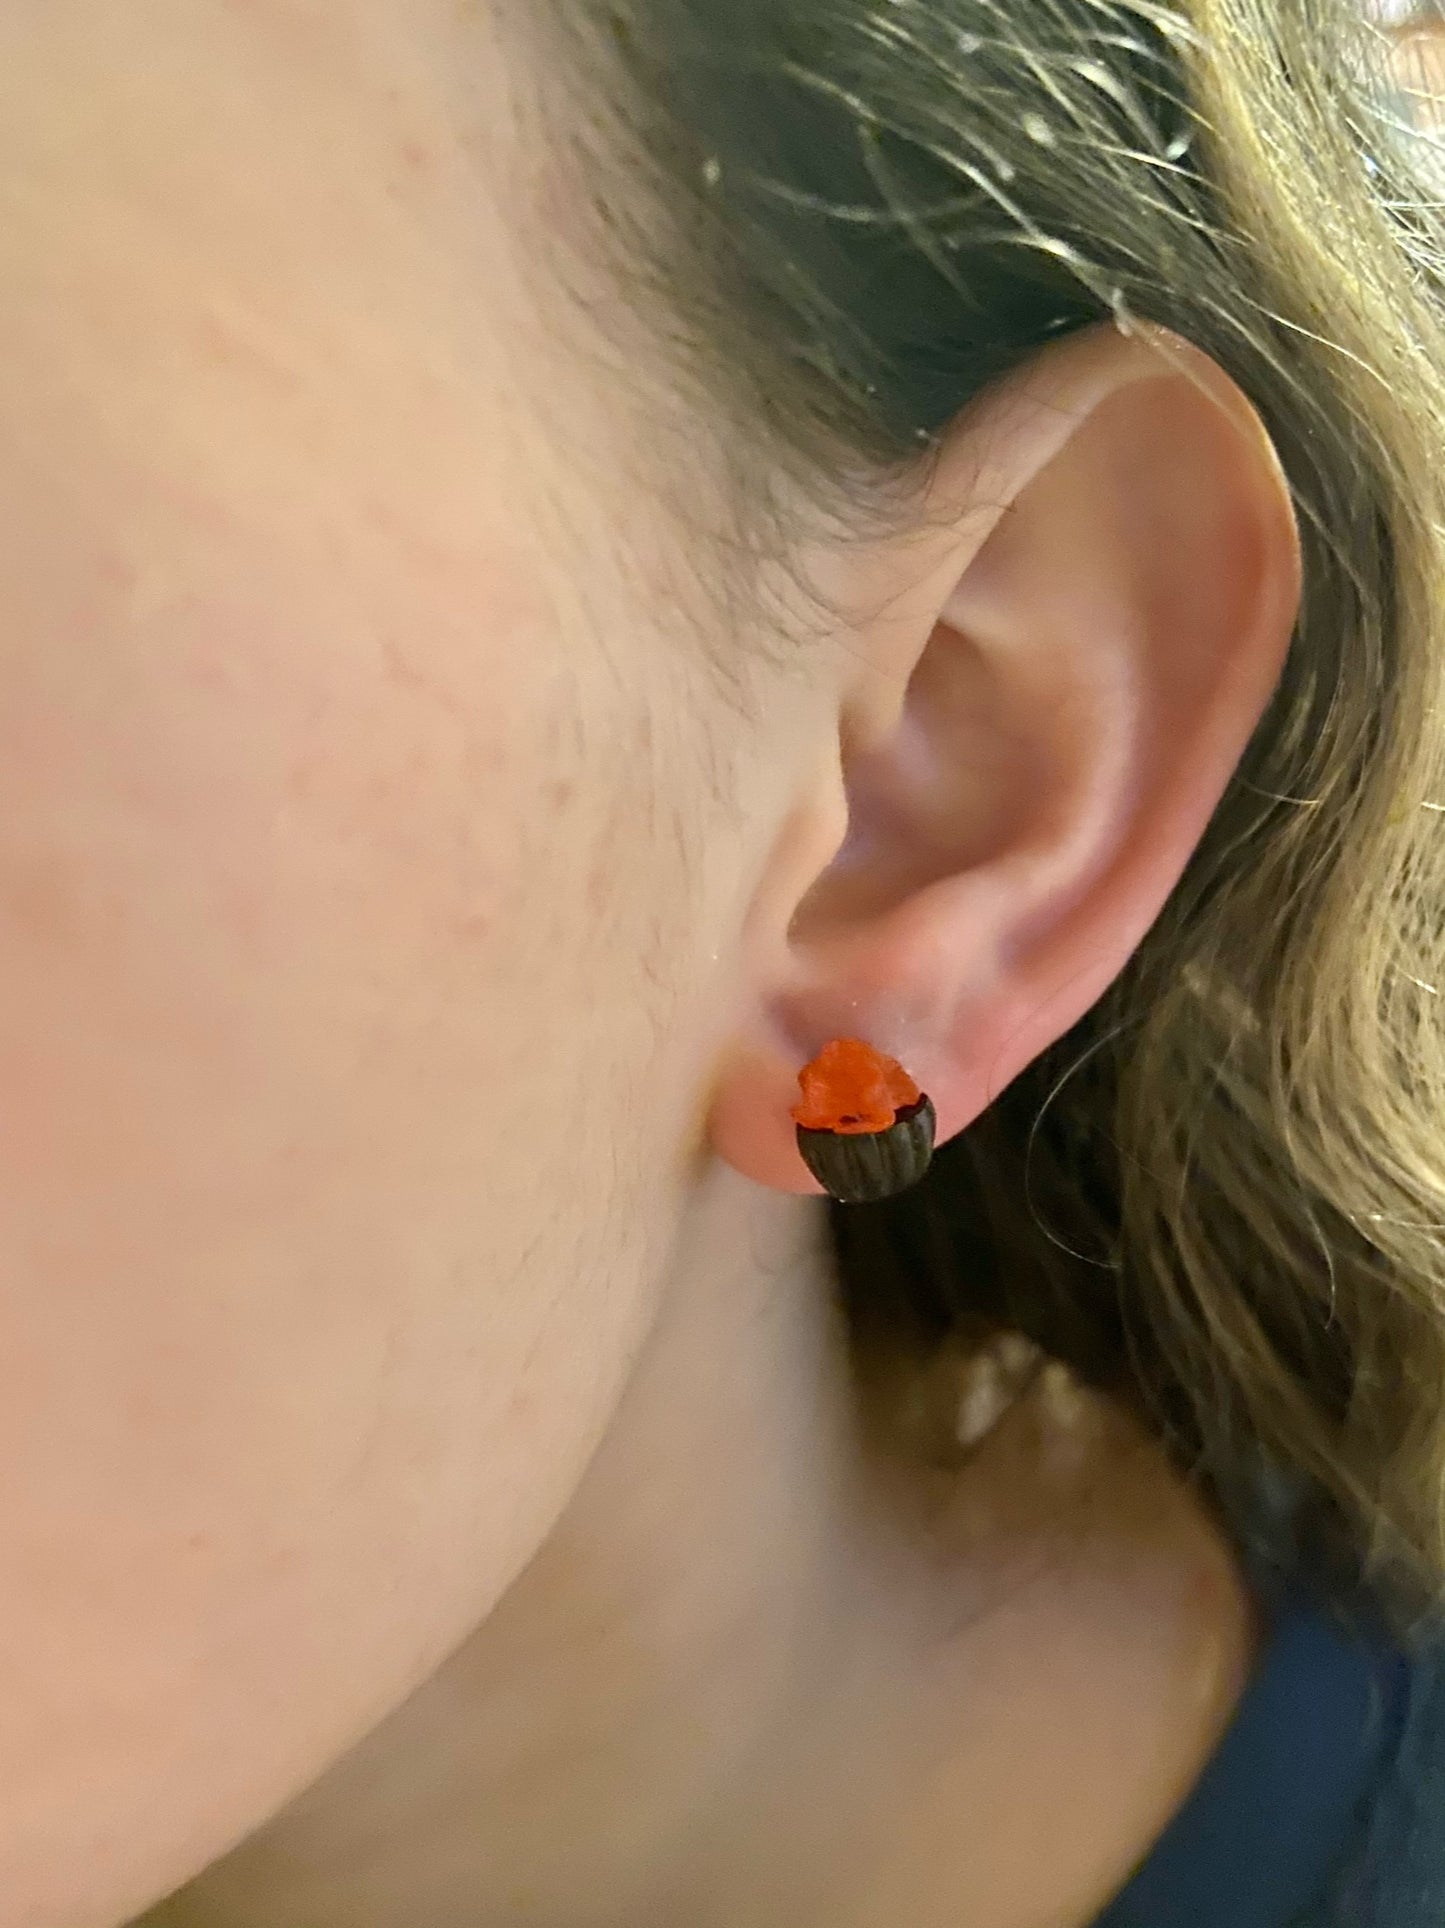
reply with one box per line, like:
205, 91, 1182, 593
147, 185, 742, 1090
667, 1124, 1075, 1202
790, 1037, 937, 1204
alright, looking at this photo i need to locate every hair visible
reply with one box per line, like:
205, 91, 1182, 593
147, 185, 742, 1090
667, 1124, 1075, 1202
517, 0, 1445, 1637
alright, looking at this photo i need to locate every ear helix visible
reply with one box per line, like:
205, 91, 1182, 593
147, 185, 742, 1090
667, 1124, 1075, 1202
790, 1038, 937, 1204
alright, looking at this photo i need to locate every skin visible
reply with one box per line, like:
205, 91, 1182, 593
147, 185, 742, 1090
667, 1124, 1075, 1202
0, 5, 1303, 1927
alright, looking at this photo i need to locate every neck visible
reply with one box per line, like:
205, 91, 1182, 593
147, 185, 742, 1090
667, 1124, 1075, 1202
141, 1169, 1259, 1928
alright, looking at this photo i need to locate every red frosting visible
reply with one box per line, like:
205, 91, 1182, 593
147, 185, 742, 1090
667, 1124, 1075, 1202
790, 1037, 922, 1135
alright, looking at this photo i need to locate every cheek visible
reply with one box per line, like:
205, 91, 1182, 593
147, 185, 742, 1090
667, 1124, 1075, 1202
0, 473, 708, 1918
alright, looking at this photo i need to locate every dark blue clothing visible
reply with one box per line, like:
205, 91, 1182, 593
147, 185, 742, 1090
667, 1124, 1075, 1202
1304, 1633, 1445, 1927
1085, 1562, 1445, 1927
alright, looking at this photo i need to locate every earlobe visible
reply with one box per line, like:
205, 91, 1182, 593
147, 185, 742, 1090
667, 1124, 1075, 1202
707, 320, 1303, 1199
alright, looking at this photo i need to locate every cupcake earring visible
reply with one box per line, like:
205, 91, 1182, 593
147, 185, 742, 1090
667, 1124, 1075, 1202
790, 1037, 937, 1204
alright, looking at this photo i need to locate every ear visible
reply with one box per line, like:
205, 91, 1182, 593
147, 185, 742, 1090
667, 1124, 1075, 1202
708, 319, 1303, 1196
